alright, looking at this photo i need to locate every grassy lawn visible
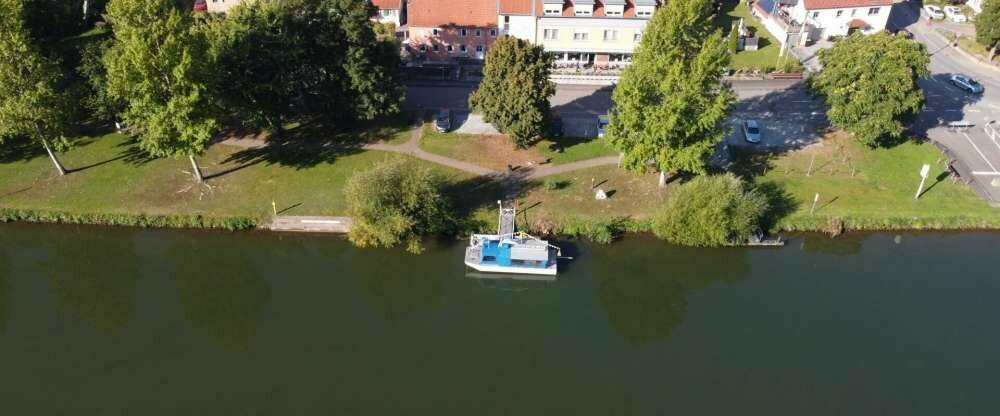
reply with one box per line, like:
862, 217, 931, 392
714, 0, 800, 72
421, 125, 616, 170
519, 166, 670, 223
736, 132, 1000, 231
0, 132, 468, 222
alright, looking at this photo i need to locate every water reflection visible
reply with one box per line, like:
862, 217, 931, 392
592, 238, 750, 344
349, 244, 444, 319
168, 237, 272, 352
38, 229, 138, 335
799, 233, 866, 256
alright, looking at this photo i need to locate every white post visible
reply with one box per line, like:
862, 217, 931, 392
658, 171, 667, 187
189, 155, 204, 182
915, 164, 931, 200
806, 153, 816, 176
810, 193, 819, 215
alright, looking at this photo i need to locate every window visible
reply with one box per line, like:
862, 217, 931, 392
605, 5, 624, 16
460, 29, 467, 37
459, 44, 467, 52
379, 9, 393, 19
868, 7, 880, 15
634, 31, 642, 42
573, 32, 589, 41
812, 11, 819, 18
476, 45, 484, 52
475, 29, 482, 37
603, 30, 618, 41
490, 29, 497, 37
419, 45, 427, 52
447, 45, 454, 52
575, 8, 592, 16
636, 6, 654, 17
851, 8, 857, 16
433, 28, 440, 36
836, 10, 843, 17
432, 44, 439, 52
544, 4, 561, 15
544, 29, 559, 40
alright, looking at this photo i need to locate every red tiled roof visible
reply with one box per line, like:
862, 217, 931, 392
408, 0, 498, 27
500, 0, 534, 14
802, 0, 894, 10
372, 0, 402, 9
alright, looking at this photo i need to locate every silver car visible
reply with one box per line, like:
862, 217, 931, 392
949, 74, 984, 94
742, 119, 762, 143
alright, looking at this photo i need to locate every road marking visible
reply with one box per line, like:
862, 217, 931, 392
961, 132, 999, 172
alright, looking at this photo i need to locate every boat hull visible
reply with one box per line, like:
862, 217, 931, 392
464, 260, 558, 276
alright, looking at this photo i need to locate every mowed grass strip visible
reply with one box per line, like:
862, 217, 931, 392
0, 133, 469, 222
743, 133, 1000, 230
420, 124, 616, 170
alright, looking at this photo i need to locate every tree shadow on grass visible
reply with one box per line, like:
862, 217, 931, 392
0, 137, 44, 164
114, 138, 159, 166
443, 172, 542, 234
754, 181, 800, 232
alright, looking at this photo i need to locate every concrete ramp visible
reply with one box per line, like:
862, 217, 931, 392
267, 216, 352, 233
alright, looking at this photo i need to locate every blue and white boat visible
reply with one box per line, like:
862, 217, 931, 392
464, 201, 560, 276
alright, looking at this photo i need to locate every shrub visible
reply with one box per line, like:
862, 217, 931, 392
343, 158, 454, 253
652, 174, 768, 247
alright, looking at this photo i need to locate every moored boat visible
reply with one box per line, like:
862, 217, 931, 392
464, 201, 560, 276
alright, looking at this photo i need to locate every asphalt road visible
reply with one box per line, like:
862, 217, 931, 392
891, 1, 1000, 205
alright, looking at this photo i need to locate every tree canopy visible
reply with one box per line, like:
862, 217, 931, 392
0, 0, 73, 174
810, 32, 929, 147
205, 0, 403, 133
652, 174, 768, 247
105, 0, 217, 160
469, 36, 556, 148
344, 159, 454, 254
977, 0, 1000, 61
607, 0, 734, 176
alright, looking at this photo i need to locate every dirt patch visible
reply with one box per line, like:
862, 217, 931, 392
449, 134, 548, 171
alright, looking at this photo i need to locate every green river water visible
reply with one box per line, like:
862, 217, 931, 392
1, 223, 999, 414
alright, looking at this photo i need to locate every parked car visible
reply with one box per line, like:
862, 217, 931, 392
597, 115, 609, 138
949, 74, 984, 94
944, 6, 967, 22
434, 109, 451, 133
924, 5, 945, 20
893, 28, 914, 39
742, 119, 762, 144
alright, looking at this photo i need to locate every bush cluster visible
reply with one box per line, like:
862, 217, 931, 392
651, 174, 768, 247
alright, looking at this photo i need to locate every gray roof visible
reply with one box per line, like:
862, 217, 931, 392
572, 0, 596, 5
603, 0, 627, 5
633, 0, 658, 6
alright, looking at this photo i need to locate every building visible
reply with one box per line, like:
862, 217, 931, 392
498, 0, 659, 68
205, 0, 241, 13
372, 0, 406, 27
752, 0, 895, 46
405, 0, 500, 62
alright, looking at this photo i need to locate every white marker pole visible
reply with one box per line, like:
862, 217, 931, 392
810, 193, 819, 215
915, 164, 931, 200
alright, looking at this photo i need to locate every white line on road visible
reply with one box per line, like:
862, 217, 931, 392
961, 132, 999, 173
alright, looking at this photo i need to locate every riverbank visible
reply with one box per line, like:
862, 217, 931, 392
3, 129, 1000, 242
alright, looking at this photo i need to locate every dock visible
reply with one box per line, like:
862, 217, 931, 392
266, 216, 352, 233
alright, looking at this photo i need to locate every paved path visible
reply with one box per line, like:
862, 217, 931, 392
267, 216, 352, 232
526, 155, 620, 179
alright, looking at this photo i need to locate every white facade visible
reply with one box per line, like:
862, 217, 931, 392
790, 3, 893, 39
499, 15, 538, 40
376, 8, 403, 27
206, 0, 241, 13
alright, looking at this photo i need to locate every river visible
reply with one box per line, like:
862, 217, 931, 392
1, 223, 999, 414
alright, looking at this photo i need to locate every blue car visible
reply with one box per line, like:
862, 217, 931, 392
597, 115, 609, 138
949, 74, 984, 94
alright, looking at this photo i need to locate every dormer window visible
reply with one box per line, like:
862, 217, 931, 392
603, 0, 625, 17
634, 0, 656, 18
543, 0, 562, 15
572, 0, 594, 16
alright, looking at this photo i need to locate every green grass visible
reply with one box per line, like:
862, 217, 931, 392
538, 136, 617, 165
738, 134, 1000, 231
0, 133, 468, 224
714, 0, 798, 72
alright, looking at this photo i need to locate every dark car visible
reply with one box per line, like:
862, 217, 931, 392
549, 116, 563, 138
949, 74, 984, 94
434, 109, 451, 133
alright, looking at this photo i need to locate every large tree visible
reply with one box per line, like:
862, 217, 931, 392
978, 0, 1000, 63
810, 32, 929, 147
206, 0, 403, 134
105, 0, 218, 181
344, 158, 454, 254
0, 0, 73, 175
607, 0, 734, 183
469, 36, 556, 148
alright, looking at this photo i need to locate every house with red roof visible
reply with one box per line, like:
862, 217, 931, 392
751, 0, 897, 46
405, 0, 501, 62
372, 0, 406, 27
